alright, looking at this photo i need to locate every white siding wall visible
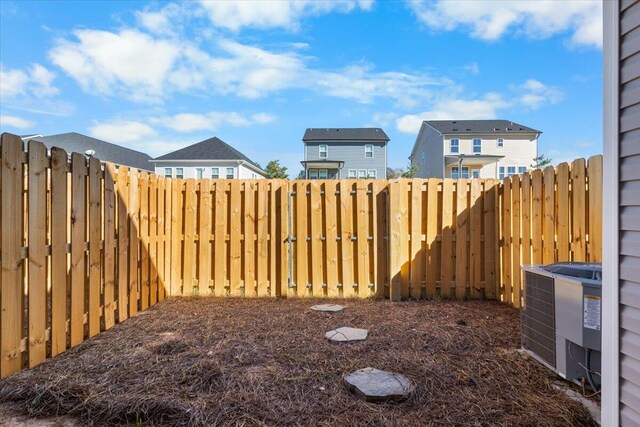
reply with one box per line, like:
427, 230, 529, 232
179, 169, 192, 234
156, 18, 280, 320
442, 133, 538, 178
153, 161, 264, 179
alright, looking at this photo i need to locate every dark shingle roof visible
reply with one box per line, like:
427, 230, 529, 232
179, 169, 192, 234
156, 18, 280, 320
425, 120, 541, 134
30, 132, 153, 171
153, 137, 262, 170
303, 128, 389, 142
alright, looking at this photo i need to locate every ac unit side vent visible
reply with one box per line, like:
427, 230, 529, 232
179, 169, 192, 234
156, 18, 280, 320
522, 271, 556, 368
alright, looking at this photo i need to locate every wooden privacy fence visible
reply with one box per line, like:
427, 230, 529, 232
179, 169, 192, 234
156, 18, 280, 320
0, 132, 603, 378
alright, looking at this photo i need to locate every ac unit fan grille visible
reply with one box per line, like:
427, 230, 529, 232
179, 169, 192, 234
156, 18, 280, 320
521, 271, 556, 368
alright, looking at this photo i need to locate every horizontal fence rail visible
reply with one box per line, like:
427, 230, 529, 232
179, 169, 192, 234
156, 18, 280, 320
0, 132, 603, 378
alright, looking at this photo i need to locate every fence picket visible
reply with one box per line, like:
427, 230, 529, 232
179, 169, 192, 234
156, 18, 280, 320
409, 179, 423, 298
88, 157, 102, 336
104, 163, 116, 329
588, 156, 603, 262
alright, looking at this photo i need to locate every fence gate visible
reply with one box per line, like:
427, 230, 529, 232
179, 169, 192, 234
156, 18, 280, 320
286, 180, 389, 298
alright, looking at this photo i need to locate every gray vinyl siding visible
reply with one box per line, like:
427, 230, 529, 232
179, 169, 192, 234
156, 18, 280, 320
304, 141, 387, 178
619, 1, 640, 424
409, 123, 444, 178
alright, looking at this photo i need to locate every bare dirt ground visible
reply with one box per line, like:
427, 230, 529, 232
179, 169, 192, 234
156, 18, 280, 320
0, 298, 597, 426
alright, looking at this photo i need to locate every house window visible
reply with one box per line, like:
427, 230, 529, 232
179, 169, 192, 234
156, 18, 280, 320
365, 144, 373, 158
518, 166, 527, 174
450, 138, 459, 153
211, 167, 219, 179
497, 138, 504, 148
473, 138, 482, 153
309, 169, 319, 179
176, 168, 184, 179
451, 166, 469, 179
196, 168, 204, 179
348, 169, 357, 178
164, 168, 172, 178
319, 144, 328, 159
499, 166, 505, 179
318, 169, 328, 179
507, 166, 516, 177
252, 173, 257, 179
472, 170, 480, 179
226, 167, 234, 179
368, 169, 377, 178
358, 169, 367, 179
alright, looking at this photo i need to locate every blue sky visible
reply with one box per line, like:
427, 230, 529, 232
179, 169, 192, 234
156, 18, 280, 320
0, 0, 603, 174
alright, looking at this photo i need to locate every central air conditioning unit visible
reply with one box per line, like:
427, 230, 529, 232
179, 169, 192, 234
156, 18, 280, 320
521, 262, 602, 390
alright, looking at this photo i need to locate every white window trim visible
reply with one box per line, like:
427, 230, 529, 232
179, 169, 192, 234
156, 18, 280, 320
164, 167, 172, 178
367, 169, 376, 178
348, 169, 357, 178
319, 144, 328, 159
358, 169, 367, 178
473, 138, 482, 153
226, 167, 234, 179
176, 168, 184, 179
451, 166, 469, 179
211, 167, 219, 179
497, 138, 504, 148
365, 144, 374, 158
472, 170, 480, 179
450, 138, 459, 154
499, 166, 505, 180
196, 168, 204, 179
318, 169, 328, 179
309, 169, 319, 179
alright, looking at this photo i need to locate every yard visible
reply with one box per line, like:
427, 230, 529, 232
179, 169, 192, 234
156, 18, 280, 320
0, 298, 596, 426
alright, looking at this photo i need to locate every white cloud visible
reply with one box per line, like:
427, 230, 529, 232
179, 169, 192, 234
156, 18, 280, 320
409, 0, 602, 48
48, 28, 444, 107
513, 79, 563, 109
152, 111, 276, 133
396, 93, 508, 134
89, 120, 157, 144
197, 0, 373, 31
136, 3, 186, 35
0, 63, 59, 100
0, 114, 35, 130
49, 29, 181, 103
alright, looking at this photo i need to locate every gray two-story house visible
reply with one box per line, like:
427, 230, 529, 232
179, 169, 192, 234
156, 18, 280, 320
301, 128, 389, 179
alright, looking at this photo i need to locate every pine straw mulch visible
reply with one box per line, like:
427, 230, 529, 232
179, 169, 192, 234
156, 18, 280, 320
0, 298, 596, 427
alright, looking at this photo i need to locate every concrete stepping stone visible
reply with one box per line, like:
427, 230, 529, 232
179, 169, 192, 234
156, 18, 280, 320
343, 367, 414, 403
325, 327, 368, 343
311, 304, 345, 312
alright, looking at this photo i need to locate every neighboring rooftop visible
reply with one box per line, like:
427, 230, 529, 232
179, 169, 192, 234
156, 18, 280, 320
152, 137, 263, 171
303, 128, 390, 142
425, 120, 541, 135
29, 132, 153, 171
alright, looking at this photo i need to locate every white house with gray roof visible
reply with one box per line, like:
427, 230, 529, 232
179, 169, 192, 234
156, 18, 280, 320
301, 128, 389, 179
409, 120, 541, 179
151, 136, 265, 179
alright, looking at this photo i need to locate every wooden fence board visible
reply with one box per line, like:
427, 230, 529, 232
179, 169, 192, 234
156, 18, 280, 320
278, 182, 289, 297
103, 163, 116, 329
170, 179, 182, 296
501, 178, 512, 305
295, 181, 309, 295
588, 156, 603, 262
243, 182, 256, 296
128, 169, 139, 315
213, 181, 227, 296
483, 179, 497, 299
310, 181, 323, 296
257, 181, 269, 296
455, 180, 469, 299
117, 166, 129, 321
425, 180, 439, 298
88, 157, 102, 336
139, 172, 150, 309
531, 170, 544, 265
521, 173, 532, 266
27, 140, 47, 367
162, 178, 172, 301
440, 179, 454, 298
409, 179, 423, 298
325, 181, 339, 297
198, 180, 212, 295
470, 178, 482, 298
228, 181, 242, 296
511, 175, 521, 308
182, 179, 196, 296
70, 153, 86, 347
571, 159, 587, 262
374, 181, 387, 298
149, 174, 158, 305
1, 134, 23, 376
339, 181, 354, 298
556, 163, 570, 262
543, 166, 556, 265
356, 181, 371, 297
50, 148, 68, 356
